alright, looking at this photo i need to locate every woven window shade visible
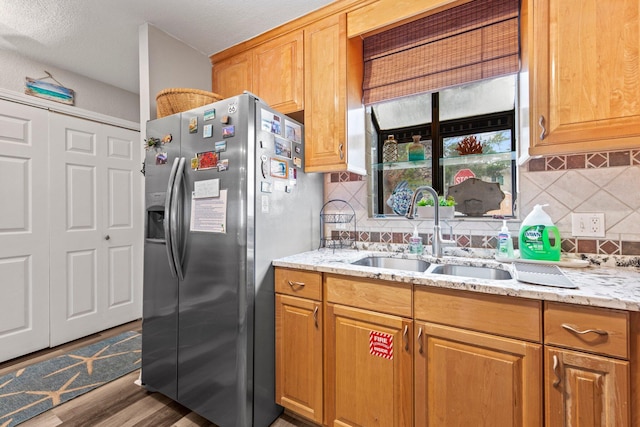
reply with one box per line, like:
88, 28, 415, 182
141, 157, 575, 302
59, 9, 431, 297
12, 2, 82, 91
363, 0, 520, 105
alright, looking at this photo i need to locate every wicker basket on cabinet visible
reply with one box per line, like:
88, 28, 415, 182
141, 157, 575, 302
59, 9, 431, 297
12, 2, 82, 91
156, 88, 224, 118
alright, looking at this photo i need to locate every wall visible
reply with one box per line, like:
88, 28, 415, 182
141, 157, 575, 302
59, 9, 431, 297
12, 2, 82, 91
521, 152, 640, 257
138, 23, 212, 125
0, 49, 139, 122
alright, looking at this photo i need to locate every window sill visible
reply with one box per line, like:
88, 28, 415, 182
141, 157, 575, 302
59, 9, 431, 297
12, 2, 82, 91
440, 151, 516, 166
372, 158, 433, 171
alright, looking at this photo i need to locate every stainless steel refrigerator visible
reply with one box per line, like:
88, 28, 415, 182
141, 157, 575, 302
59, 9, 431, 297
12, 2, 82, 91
142, 93, 322, 427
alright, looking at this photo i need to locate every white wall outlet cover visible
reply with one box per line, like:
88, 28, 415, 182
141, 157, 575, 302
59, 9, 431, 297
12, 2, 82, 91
571, 213, 605, 238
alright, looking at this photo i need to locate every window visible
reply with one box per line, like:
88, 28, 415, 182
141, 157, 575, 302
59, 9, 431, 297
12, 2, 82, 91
369, 74, 516, 218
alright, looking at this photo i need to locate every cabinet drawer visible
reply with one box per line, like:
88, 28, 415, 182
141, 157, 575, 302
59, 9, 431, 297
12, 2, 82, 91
325, 274, 412, 318
544, 302, 629, 359
414, 287, 542, 342
275, 268, 322, 301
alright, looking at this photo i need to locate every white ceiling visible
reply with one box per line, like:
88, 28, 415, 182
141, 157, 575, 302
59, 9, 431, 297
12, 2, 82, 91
0, 0, 335, 94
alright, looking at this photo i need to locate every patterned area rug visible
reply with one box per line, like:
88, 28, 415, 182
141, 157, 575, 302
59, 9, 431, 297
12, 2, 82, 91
0, 331, 141, 427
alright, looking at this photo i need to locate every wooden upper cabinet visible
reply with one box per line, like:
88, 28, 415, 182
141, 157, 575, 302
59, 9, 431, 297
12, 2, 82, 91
212, 51, 252, 99
530, 0, 640, 155
252, 31, 304, 113
304, 13, 366, 174
212, 31, 303, 114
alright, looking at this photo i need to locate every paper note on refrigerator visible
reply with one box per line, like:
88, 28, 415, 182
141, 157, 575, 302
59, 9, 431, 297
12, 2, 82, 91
193, 178, 220, 198
190, 189, 227, 233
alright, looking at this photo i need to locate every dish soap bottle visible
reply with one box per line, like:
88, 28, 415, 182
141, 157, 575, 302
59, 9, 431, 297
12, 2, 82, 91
496, 220, 514, 259
409, 224, 423, 254
519, 204, 561, 261
407, 135, 425, 161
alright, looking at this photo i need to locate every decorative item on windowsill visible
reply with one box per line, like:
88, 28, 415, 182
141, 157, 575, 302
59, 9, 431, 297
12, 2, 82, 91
386, 180, 414, 216
407, 134, 426, 161
416, 195, 456, 219
455, 135, 483, 155
25, 71, 75, 105
382, 134, 398, 163
447, 178, 505, 217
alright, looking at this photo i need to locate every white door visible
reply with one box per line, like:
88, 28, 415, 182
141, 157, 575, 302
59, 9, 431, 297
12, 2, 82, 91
0, 100, 50, 362
49, 113, 142, 346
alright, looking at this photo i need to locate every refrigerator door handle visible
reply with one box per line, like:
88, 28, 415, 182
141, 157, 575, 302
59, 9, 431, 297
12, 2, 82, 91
164, 157, 180, 278
170, 157, 187, 280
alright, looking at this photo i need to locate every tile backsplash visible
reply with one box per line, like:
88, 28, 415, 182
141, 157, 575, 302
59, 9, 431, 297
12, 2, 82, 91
323, 149, 640, 258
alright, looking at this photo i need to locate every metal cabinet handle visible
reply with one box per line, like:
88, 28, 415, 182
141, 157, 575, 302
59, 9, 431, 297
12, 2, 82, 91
104, 235, 110, 240
552, 354, 561, 388
287, 280, 305, 288
417, 327, 424, 354
403, 325, 409, 351
538, 115, 546, 140
313, 306, 318, 328
561, 323, 609, 336
339, 143, 344, 160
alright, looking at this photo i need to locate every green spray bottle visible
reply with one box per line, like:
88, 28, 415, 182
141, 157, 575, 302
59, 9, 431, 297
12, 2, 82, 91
519, 204, 561, 261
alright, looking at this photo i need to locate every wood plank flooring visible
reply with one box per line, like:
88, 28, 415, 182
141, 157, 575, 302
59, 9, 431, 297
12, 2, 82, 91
0, 321, 315, 427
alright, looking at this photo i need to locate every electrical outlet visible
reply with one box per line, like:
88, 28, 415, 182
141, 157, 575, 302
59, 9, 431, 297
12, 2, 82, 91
571, 213, 605, 238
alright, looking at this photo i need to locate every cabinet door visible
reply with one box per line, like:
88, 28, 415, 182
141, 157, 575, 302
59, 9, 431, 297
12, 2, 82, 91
530, 0, 640, 155
275, 294, 323, 424
415, 321, 542, 427
253, 31, 304, 113
304, 14, 348, 172
212, 51, 252, 98
545, 347, 629, 427
326, 303, 412, 427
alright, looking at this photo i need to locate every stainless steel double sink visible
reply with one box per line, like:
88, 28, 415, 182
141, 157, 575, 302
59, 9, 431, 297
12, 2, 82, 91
350, 256, 512, 280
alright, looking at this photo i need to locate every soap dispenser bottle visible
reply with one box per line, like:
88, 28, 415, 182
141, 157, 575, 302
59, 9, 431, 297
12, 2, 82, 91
409, 224, 423, 254
496, 220, 514, 259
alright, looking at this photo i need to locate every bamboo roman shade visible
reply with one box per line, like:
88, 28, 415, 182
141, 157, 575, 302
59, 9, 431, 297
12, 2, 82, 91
362, 0, 520, 105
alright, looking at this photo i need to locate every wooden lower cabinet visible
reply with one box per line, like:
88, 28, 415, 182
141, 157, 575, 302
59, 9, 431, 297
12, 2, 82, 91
543, 301, 632, 427
275, 294, 323, 424
275, 268, 637, 427
325, 303, 413, 427
415, 321, 542, 427
545, 346, 630, 427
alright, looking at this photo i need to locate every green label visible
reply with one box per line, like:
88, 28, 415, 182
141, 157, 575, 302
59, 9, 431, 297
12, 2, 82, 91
522, 225, 545, 252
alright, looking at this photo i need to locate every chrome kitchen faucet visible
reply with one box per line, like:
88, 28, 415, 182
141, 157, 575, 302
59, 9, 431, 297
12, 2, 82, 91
405, 185, 456, 258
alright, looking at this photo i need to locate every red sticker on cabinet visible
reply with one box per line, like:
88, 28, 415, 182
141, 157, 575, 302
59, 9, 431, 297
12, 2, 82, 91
369, 331, 393, 359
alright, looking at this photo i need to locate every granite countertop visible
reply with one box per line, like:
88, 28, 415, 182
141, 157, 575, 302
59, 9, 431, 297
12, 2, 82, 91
272, 249, 640, 312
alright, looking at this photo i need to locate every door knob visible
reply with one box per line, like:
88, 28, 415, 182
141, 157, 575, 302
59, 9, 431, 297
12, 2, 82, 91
105, 235, 111, 240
